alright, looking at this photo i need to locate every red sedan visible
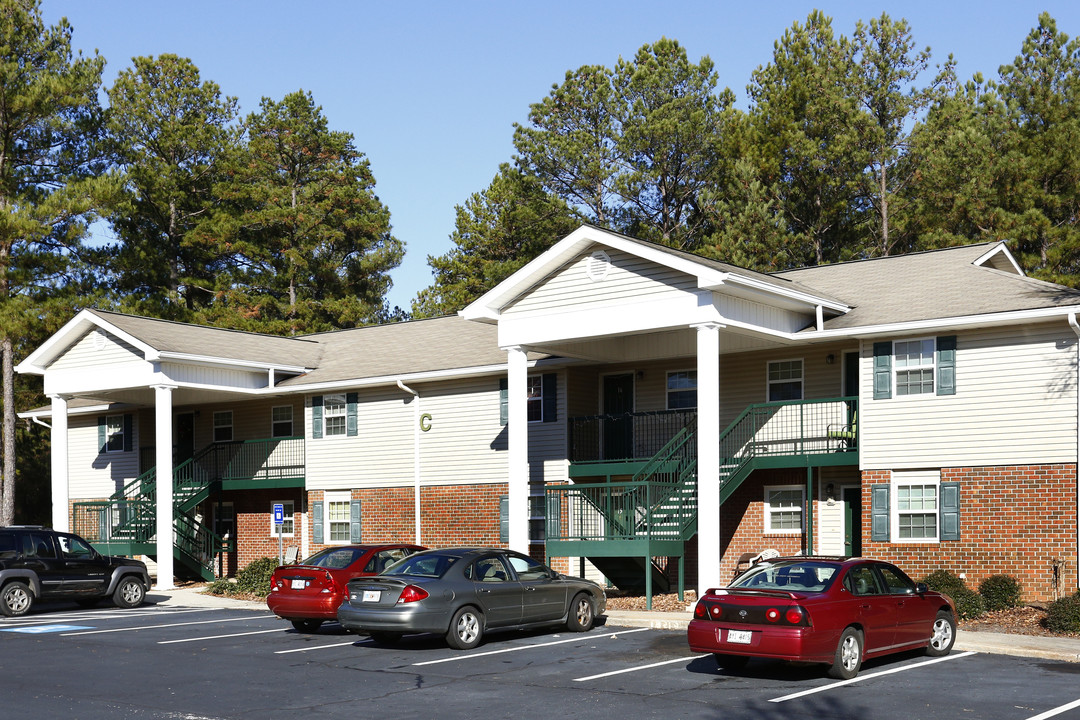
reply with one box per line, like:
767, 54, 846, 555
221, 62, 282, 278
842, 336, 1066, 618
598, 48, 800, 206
268, 544, 424, 632
687, 557, 957, 679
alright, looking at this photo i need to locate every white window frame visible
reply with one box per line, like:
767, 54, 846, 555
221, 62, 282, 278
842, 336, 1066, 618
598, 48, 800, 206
892, 470, 940, 544
324, 491, 351, 545
766, 359, 804, 402
104, 414, 125, 453
764, 485, 804, 534
893, 338, 936, 397
213, 411, 233, 442
270, 499, 295, 537
271, 405, 294, 438
323, 393, 347, 437
526, 375, 544, 423
666, 369, 697, 410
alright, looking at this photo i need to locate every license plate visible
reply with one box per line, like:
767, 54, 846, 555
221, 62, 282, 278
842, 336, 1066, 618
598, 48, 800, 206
727, 629, 752, 644
290, 579, 306, 590
362, 590, 381, 603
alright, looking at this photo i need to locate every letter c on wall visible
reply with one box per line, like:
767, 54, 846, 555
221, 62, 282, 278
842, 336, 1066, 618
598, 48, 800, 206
419, 413, 432, 432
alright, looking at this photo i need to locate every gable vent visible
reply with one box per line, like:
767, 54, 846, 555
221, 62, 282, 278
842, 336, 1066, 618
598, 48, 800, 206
585, 250, 611, 281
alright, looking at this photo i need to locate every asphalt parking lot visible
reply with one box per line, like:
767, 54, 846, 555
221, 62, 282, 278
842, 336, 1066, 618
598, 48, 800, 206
2, 602, 1080, 720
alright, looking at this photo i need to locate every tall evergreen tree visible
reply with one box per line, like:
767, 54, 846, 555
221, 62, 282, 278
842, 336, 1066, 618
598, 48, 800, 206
0, 0, 105, 524
412, 164, 577, 318
102, 54, 241, 319
200, 90, 403, 334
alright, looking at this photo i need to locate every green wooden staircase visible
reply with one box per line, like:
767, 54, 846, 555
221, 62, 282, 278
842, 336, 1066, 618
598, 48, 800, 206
73, 437, 305, 580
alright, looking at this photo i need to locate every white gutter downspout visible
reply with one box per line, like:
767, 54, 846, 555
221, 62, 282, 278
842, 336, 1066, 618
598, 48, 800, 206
396, 379, 422, 545
32, 416, 52, 430
1069, 313, 1080, 591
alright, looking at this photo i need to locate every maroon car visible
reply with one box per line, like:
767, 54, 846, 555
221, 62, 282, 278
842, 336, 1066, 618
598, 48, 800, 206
687, 557, 957, 679
268, 544, 424, 632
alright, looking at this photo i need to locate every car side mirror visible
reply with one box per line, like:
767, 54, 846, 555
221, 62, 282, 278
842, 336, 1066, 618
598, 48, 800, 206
915, 582, 929, 594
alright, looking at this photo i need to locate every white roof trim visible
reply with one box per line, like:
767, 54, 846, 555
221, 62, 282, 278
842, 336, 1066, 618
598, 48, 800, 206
973, 243, 1023, 275
157, 351, 312, 375
15, 309, 160, 375
803, 304, 1080, 340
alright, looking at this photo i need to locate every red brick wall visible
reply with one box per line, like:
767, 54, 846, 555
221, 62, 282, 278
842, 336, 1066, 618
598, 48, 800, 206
863, 465, 1078, 603
227, 489, 304, 572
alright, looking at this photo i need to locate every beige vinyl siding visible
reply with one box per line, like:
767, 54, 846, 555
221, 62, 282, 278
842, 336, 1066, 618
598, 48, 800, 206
718, 345, 848, 427
68, 415, 139, 500
505, 248, 698, 318
51, 330, 144, 371
860, 323, 1078, 469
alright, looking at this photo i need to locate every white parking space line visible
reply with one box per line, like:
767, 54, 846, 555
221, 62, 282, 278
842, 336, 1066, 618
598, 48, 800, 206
1026, 698, 1080, 720
573, 655, 704, 682
61, 614, 276, 636
0, 607, 214, 627
769, 651, 977, 703
275, 640, 371, 654
159, 628, 284, 644
412, 628, 651, 666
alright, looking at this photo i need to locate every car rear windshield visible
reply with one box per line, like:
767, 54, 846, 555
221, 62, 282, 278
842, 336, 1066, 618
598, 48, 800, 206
301, 547, 367, 569
384, 552, 461, 578
730, 561, 838, 592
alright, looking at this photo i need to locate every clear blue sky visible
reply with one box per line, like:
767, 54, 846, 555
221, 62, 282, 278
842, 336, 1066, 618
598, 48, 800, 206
43, 1, 1080, 312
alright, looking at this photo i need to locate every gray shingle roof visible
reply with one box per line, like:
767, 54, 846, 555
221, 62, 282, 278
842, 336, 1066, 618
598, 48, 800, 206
775, 243, 1080, 329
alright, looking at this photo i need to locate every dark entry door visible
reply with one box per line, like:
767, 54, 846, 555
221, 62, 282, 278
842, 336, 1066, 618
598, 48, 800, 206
843, 487, 862, 557
176, 412, 195, 464
602, 374, 634, 460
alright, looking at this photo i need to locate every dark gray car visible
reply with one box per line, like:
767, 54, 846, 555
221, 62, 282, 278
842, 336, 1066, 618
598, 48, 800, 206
337, 547, 606, 649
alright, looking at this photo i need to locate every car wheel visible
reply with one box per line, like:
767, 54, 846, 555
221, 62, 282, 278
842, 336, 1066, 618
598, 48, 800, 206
926, 610, 956, 657
370, 631, 402, 645
291, 619, 323, 633
112, 577, 145, 609
713, 653, 749, 671
566, 593, 594, 632
445, 606, 484, 650
0, 581, 33, 617
828, 626, 863, 679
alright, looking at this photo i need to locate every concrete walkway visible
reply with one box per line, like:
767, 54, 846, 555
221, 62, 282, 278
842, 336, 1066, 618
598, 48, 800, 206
146, 586, 1080, 663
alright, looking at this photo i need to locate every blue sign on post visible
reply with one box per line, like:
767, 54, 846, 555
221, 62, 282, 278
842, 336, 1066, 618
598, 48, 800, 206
273, 503, 284, 526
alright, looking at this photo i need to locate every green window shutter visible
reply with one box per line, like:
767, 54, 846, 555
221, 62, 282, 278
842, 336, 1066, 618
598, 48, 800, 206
123, 414, 133, 452
350, 500, 362, 543
499, 379, 508, 426
871, 485, 890, 542
936, 335, 956, 396
940, 482, 960, 541
542, 373, 557, 423
873, 342, 892, 400
346, 392, 358, 437
499, 496, 509, 544
313, 501, 324, 544
311, 396, 323, 439
97, 416, 107, 453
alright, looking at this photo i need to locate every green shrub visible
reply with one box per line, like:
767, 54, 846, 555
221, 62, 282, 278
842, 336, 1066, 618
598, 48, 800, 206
236, 557, 279, 597
206, 578, 238, 596
921, 569, 985, 620
1046, 593, 1080, 633
979, 574, 1022, 611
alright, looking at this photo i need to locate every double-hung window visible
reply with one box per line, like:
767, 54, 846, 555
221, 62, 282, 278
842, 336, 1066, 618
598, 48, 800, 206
272, 406, 294, 438
526, 377, 544, 422
764, 485, 804, 533
326, 492, 352, 543
873, 336, 956, 399
323, 394, 347, 436
894, 472, 938, 541
894, 339, 935, 396
871, 470, 961, 543
104, 415, 125, 453
213, 411, 233, 442
667, 370, 697, 409
767, 360, 803, 401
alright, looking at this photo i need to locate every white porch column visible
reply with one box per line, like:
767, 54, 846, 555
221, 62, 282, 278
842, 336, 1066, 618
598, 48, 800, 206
49, 395, 70, 532
504, 345, 530, 553
154, 385, 176, 591
695, 322, 723, 594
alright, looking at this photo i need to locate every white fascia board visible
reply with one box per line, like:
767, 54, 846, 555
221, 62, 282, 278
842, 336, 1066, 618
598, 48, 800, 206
973, 243, 1023, 275
155, 351, 311, 375
799, 305, 1080, 341
711, 273, 851, 314
277, 362, 542, 394
15, 309, 159, 374
18, 403, 113, 420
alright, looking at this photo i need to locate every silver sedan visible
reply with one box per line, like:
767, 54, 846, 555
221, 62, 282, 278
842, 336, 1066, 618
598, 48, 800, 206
337, 547, 607, 649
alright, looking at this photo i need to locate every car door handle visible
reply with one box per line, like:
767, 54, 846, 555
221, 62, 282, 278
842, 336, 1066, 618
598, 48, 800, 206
525, 586, 536, 592
479, 588, 493, 594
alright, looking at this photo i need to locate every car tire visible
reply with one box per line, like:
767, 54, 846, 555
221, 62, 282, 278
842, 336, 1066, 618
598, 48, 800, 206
828, 626, 863, 679
370, 631, 402, 645
291, 619, 323, 633
112, 576, 146, 609
1, 581, 33, 617
566, 593, 594, 632
713, 653, 749, 671
445, 606, 484, 650
926, 610, 956, 657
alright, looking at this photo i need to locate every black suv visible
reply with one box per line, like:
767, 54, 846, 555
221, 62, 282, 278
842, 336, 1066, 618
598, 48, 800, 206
0, 526, 150, 617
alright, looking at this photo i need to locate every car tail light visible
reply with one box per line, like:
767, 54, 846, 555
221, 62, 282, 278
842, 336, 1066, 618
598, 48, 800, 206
765, 608, 781, 623
785, 607, 805, 625
694, 601, 708, 619
397, 585, 429, 604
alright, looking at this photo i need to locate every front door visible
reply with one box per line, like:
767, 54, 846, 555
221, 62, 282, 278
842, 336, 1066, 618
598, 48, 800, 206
175, 412, 195, 464
472, 555, 523, 628
602, 373, 634, 460
843, 487, 862, 557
